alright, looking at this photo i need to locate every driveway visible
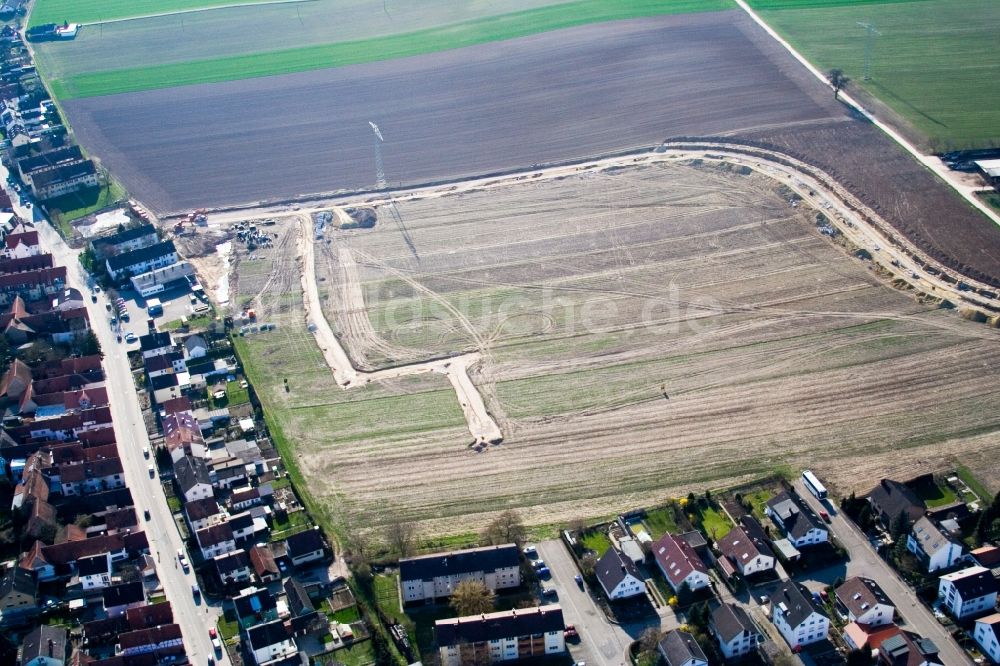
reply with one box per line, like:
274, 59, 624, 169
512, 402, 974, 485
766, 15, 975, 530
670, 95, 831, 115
537, 541, 631, 666
792, 480, 970, 665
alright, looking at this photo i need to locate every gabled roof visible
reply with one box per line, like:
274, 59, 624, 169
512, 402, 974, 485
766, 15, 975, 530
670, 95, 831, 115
869, 479, 926, 524
126, 601, 173, 630
138, 331, 172, 353
284, 577, 314, 616
285, 527, 325, 557
117, 624, 182, 650
250, 545, 279, 578
399, 543, 517, 582
836, 577, 893, 618
94, 224, 156, 249
941, 566, 997, 599
910, 516, 959, 557
0, 563, 36, 600
159, 395, 193, 415
20, 624, 66, 663
174, 455, 211, 494
106, 240, 175, 273
594, 546, 640, 594
214, 548, 250, 576
711, 603, 757, 643
718, 525, 772, 566
976, 614, 1000, 646
183, 334, 207, 352
102, 581, 144, 608
435, 605, 564, 647
971, 546, 1000, 568
163, 410, 204, 452
143, 352, 181, 373
658, 629, 707, 666
246, 618, 291, 651
184, 497, 220, 522
30, 159, 95, 189
767, 491, 825, 540
880, 631, 941, 666
652, 533, 707, 587
196, 522, 235, 548
771, 581, 823, 629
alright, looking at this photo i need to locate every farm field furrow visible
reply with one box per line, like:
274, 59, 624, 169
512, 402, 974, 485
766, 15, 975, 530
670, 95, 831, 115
231, 159, 1000, 538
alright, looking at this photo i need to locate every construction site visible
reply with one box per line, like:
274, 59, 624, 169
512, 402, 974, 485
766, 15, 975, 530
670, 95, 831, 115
198, 144, 1000, 537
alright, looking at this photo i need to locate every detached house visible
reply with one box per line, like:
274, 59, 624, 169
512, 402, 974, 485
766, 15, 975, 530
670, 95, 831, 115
770, 581, 829, 649
766, 491, 828, 548
908, 516, 963, 573
836, 577, 895, 627
246, 619, 298, 666
876, 631, 942, 666
399, 544, 520, 603
175, 455, 213, 502
184, 497, 222, 533
869, 479, 926, 528
594, 547, 644, 600
214, 549, 252, 585
938, 566, 998, 619
711, 603, 761, 659
717, 525, 775, 577
285, 527, 326, 567
436, 605, 565, 666
658, 629, 708, 666
973, 614, 1000, 664
653, 533, 710, 593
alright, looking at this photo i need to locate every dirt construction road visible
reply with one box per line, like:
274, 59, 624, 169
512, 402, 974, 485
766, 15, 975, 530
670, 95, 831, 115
296, 214, 502, 444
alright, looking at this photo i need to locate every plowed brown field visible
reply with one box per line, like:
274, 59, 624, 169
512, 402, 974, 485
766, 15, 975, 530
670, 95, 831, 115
232, 160, 1000, 538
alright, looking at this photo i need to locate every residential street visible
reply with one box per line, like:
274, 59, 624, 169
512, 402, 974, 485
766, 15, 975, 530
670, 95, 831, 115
793, 480, 970, 665
21, 197, 229, 665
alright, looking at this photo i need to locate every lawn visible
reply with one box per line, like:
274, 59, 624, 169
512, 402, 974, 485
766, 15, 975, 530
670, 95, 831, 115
332, 605, 361, 625
644, 507, 678, 539
581, 530, 613, 556
225, 380, 249, 406
910, 477, 958, 508
328, 641, 375, 666
976, 191, 1000, 215
956, 466, 993, 504
696, 505, 732, 541
743, 489, 777, 520
45, 179, 126, 224
748, 0, 1000, 149
49, 0, 730, 98
217, 613, 239, 641
28, 0, 278, 27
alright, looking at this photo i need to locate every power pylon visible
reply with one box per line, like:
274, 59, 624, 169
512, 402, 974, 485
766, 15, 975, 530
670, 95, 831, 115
857, 21, 882, 81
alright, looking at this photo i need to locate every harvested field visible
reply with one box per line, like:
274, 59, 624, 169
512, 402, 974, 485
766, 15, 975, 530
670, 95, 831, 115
232, 160, 1000, 538
739, 119, 1000, 286
60, 10, 839, 213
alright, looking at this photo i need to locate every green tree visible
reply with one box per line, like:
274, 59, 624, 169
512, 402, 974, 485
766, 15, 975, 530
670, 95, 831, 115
79, 330, 101, 357
676, 581, 693, 607
450, 579, 495, 616
688, 601, 710, 631
846, 648, 874, 666
828, 68, 849, 99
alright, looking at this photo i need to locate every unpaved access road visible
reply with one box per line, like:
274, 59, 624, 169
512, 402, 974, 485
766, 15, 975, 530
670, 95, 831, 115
296, 214, 502, 444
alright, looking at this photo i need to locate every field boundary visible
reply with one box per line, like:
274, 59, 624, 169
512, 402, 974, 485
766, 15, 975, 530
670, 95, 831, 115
80, 0, 316, 26
729, 0, 1000, 230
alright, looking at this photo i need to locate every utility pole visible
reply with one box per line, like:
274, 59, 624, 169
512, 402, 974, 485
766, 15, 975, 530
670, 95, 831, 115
369, 121, 386, 189
857, 21, 881, 81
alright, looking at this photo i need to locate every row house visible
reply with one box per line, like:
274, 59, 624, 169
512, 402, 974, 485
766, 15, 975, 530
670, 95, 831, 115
399, 543, 520, 603
57, 457, 125, 496
215, 549, 252, 585
163, 410, 206, 462
196, 522, 237, 560
30, 159, 99, 201
436, 605, 565, 666
117, 624, 184, 658
0, 266, 65, 306
91, 224, 158, 260
105, 240, 177, 281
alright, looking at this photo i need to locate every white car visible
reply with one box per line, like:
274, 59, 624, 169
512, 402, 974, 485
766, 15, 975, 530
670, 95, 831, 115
147, 464, 155, 477
143, 446, 150, 458
125, 332, 137, 344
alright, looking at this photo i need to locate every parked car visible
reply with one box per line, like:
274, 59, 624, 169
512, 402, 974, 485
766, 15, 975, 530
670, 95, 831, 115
542, 586, 557, 598
125, 332, 136, 344
144, 509, 151, 520
523, 545, 537, 556
574, 574, 583, 587
536, 567, 550, 578
209, 628, 222, 653
192, 585, 201, 600
147, 464, 155, 477
819, 510, 831, 523
143, 446, 150, 458
91, 293, 98, 303
564, 625, 578, 639
178, 550, 189, 572
532, 559, 545, 569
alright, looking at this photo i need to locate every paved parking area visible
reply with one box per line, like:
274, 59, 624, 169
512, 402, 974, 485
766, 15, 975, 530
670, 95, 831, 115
98, 281, 206, 350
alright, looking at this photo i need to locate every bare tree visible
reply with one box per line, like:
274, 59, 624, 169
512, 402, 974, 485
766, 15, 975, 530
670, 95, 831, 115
481, 509, 527, 547
579, 552, 598, 578
828, 68, 849, 99
450, 579, 496, 616
386, 519, 417, 558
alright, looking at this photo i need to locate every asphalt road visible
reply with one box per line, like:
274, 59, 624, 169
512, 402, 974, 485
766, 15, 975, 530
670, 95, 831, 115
17, 192, 229, 665
792, 480, 971, 666
62, 10, 839, 215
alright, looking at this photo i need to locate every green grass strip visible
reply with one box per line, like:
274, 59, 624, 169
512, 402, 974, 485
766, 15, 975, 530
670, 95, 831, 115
746, 0, 925, 9
28, 0, 279, 28
53, 0, 731, 98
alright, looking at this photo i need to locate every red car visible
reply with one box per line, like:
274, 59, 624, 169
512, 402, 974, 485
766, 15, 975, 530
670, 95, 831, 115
209, 627, 222, 653
819, 510, 831, 523
564, 625, 578, 639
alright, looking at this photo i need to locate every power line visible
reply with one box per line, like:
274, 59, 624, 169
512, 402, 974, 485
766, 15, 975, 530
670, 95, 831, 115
856, 21, 882, 82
